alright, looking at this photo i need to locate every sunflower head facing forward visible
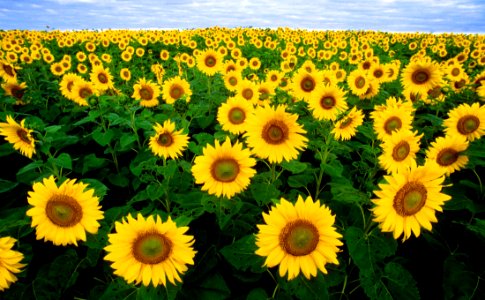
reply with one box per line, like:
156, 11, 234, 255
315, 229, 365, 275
255, 195, 343, 280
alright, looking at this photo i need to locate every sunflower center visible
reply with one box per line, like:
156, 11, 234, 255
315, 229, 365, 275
170, 85, 184, 100
140, 86, 153, 100
393, 181, 427, 216
157, 133, 173, 147
205, 56, 216, 67
339, 117, 353, 129
16, 129, 32, 144
98, 73, 108, 84
384, 116, 402, 134
436, 148, 459, 166
11, 87, 24, 100
363, 61, 371, 70
300, 76, 315, 92
280, 220, 319, 256
412, 69, 430, 84
427, 86, 442, 98
270, 74, 278, 81
374, 69, 383, 78
4, 64, 15, 77
228, 107, 245, 124
132, 232, 172, 265
45, 195, 83, 227
392, 141, 410, 161
457, 115, 479, 135
262, 120, 288, 144
242, 88, 253, 100
79, 87, 92, 99
320, 96, 336, 109
67, 81, 74, 92
228, 77, 238, 86
211, 158, 240, 182
451, 68, 460, 77
454, 79, 466, 89
355, 76, 366, 89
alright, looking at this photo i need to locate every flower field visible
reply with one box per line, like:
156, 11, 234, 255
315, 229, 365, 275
0, 27, 484, 299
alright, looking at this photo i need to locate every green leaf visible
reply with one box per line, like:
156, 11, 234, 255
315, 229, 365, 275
197, 272, 231, 299
287, 173, 314, 188
220, 235, 265, 273
279, 273, 329, 300
345, 226, 397, 270
92, 127, 114, 146
81, 178, 108, 199
463, 218, 485, 238
443, 255, 478, 300
246, 288, 268, 300
250, 182, 281, 206
383, 262, 420, 300
120, 133, 138, 149
0, 179, 19, 193
281, 160, 308, 174
99, 278, 135, 300
48, 153, 72, 170
16, 160, 47, 184
81, 153, 109, 175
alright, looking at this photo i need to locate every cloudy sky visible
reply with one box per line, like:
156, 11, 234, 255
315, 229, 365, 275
0, 0, 483, 33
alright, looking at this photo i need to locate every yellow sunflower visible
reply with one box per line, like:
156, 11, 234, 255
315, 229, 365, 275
289, 68, 322, 102
104, 213, 196, 287
331, 106, 365, 141
191, 137, 256, 199
71, 80, 98, 106
217, 96, 254, 135
148, 120, 189, 160
255, 195, 342, 280
0, 237, 25, 292
120, 68, 131, 81
372, 105, 414, 142
401, 58, 443, 96
347, 69, 370, 97
372, 164, 451, 241
236, 79, 260, 104
162, 76, 192, 104
2, 81, 27, 104
378, 130, 422, 174
308, 84, 348, 121
244, 105, 308, 163
0, 60, 18, 82
223, 70, 242, 92
59, 73, 83, 101
443, 102, 485, 142
26, 176, 104, 246
196, 48, 223, 76
425, 135, 469, 176
90, 65, 114, 92
0, 115, 36, 158
132, 78, 161, 108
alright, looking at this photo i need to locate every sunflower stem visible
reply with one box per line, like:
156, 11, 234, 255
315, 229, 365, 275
339, 274, 348, 300
271, 283, 279, 299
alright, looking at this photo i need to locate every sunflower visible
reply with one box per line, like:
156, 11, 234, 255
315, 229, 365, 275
0, 60, 18, 82
372, 164, 451, 241
50, 62, 65, 76
0, 237, 25, 292
372, 105, 414, 142
443, 102, 485, 142
132, 78, 161, 108
59, 73, 83, 101
331, 106, 365, 141
255, 195, 342, 280
90, 65, 114, 92
236, 79, 259, 104
71, 80, 97, 106
378, 130, 422, 174
401, 58, 443, 96
289, 68, 322, 102
223, 70, 242, 92
244, 105, 308, 163
104, 213, 196, 287
120, 68, 131, 81
308, 84, 348, 121
148, 120, 189, 160
266, 70, 283, 88
191, 137, 256, 199
162, 76, 192, 104
2, 81, 27, 104
347, 69, 370, 96
196, 49, 223, 76
425, 135, 469, 176
0, 115, 36, 158
26, 176, 104, 246
217, 96, 254, 134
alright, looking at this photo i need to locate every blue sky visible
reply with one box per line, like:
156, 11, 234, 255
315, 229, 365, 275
0, 0, 483, 33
